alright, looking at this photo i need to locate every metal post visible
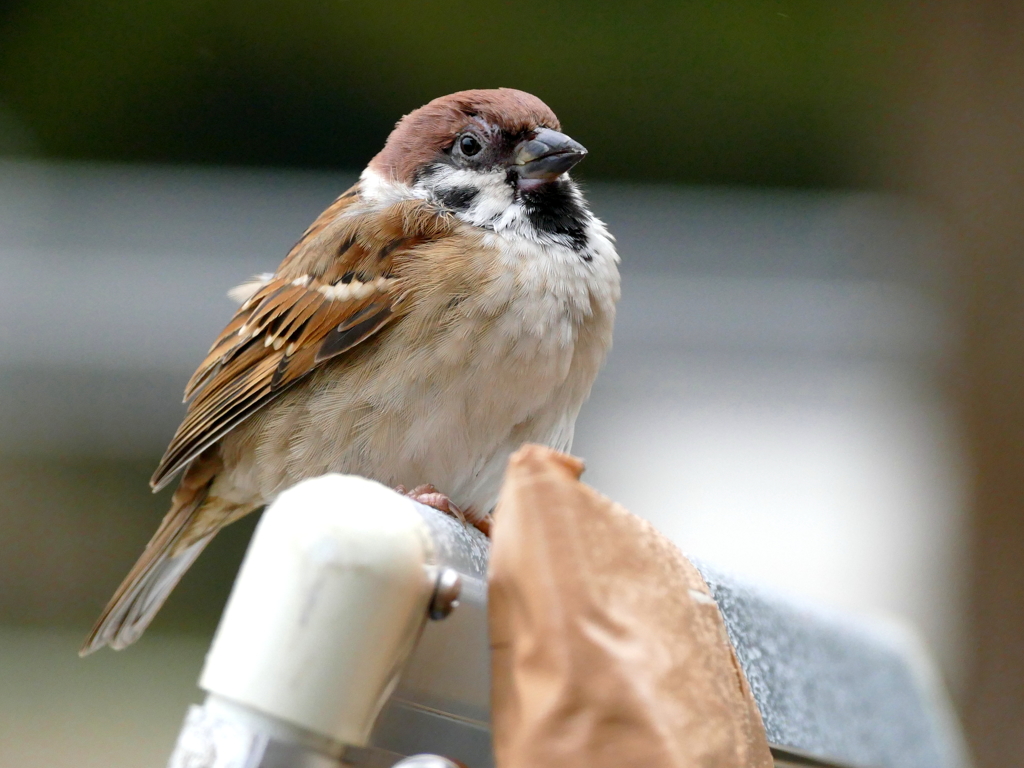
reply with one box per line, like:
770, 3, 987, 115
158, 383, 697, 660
167, 474, 490, 768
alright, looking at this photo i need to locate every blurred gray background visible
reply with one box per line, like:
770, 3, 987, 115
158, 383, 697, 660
3, 3, 1024, 767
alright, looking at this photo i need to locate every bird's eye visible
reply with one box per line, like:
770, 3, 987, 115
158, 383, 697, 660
458, 133, 482, 157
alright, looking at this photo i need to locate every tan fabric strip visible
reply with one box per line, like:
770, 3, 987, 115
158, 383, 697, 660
488, 444, 773, 768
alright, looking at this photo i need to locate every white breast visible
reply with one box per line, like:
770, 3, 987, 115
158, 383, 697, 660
218, 175, 620, 516
426, 221, 619, 509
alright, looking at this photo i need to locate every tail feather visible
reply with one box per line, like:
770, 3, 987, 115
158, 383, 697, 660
80, 451, 224, 656
81, 534, 214, 654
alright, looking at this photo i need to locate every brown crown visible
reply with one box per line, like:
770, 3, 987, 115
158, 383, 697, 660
368, 88, 561, 184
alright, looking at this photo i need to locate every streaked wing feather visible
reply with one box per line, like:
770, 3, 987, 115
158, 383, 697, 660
315, 304, 392, 363
273, 291, 325, 340
151, 187, 452, 491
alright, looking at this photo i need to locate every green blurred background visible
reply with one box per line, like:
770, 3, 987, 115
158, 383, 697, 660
3, 3, 1024, 767
0, 0, 897, 186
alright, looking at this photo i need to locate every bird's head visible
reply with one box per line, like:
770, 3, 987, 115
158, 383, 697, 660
366, 89, 591, 244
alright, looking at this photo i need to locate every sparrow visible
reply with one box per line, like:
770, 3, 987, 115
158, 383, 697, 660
82, 88, 620, 654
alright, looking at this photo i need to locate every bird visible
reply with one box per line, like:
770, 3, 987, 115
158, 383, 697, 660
81, 88, 620, 655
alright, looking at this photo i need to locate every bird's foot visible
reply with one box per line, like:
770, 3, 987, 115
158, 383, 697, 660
396, 484, 491, 537
399, 483, 466, 523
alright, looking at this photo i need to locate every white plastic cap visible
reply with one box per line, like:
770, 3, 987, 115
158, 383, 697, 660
199, 474, 436, 746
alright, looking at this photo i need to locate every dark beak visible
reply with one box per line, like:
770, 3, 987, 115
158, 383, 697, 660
514, 128, 588, 182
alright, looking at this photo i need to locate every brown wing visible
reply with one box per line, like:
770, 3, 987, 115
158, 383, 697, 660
150, 184, 454, 491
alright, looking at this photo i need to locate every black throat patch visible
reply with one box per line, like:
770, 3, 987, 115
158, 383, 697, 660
520, 179, 591, 255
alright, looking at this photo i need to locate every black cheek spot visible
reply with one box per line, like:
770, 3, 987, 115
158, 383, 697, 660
436, 186, 479, 212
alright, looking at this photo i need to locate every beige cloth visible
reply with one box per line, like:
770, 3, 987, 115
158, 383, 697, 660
488, 444, 773, 768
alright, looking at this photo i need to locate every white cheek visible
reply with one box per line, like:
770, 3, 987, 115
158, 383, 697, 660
465, 177, 515, 226
423, 167, 514, 228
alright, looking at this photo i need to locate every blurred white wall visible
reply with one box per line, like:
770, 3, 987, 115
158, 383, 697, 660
578, 284, 966, 684
0, 160, 967, 689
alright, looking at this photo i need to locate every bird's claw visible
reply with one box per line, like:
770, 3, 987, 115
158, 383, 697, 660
398, 483, 467, 524
396, 484, 491, 536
